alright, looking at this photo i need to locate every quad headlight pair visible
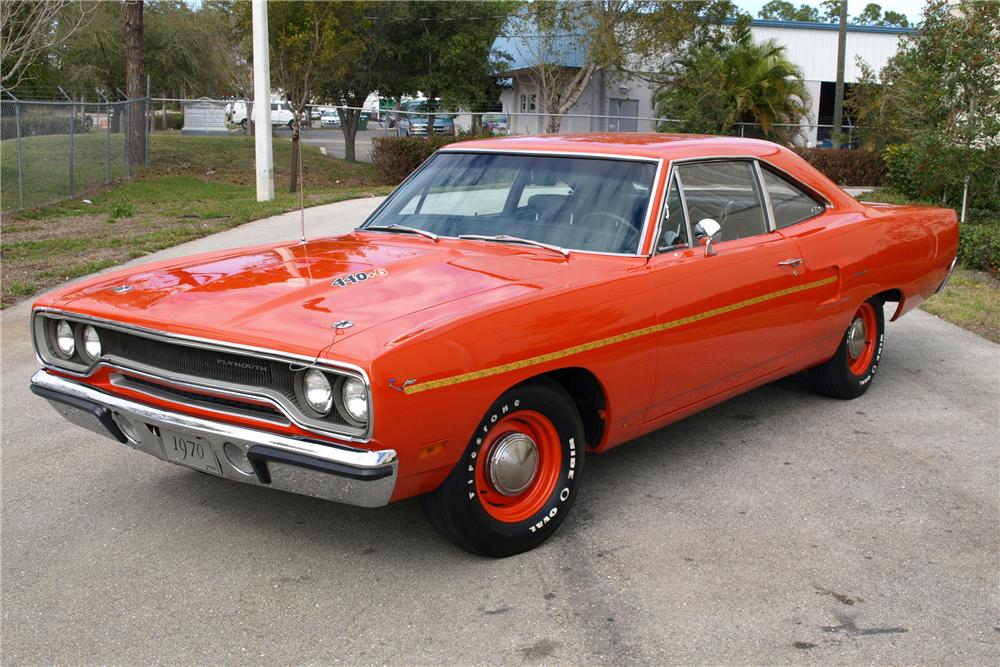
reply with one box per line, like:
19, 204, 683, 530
49, 319, 103, 365
299, 369, 368, 424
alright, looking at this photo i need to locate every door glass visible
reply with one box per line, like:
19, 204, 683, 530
657, 173, 689, 252
677, 161, 768, 242
761, 168, 825, 228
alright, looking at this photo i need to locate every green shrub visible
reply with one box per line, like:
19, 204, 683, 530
371, 134, 492, 183
0, 111, 94, 139
793, 148, 885, 186
958, 219, 1000, 274
884, 138, 1000, 211
153, 110, 184, 131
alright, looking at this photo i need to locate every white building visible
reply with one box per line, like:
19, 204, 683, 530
496, 19, 913, 145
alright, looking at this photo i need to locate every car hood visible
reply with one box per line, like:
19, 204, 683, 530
44, 232, 574, 362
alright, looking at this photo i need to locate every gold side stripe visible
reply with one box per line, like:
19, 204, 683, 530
403, 275, 838, 395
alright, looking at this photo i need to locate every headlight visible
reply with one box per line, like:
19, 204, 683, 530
54, 320, 75, 358
341, 377, 368, 423
302, 369, 333, 415
81, 325, 102, 363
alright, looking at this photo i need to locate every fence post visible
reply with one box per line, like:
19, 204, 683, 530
162, 95, 166, 130
60, 86, 75, 197
11, 93, 25, 210
145, 75, 151, 166
125, 98, 132, 178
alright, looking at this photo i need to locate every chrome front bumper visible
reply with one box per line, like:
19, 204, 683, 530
30, 370, 398, 507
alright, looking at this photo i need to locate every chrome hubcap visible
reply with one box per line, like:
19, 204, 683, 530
847, 317, 867, 359
488, 432, 539, 496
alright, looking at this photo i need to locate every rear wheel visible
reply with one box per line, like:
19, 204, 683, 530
809, 297, 885, 399
420, 379, 586, 557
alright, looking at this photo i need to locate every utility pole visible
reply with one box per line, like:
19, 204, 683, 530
832, 0, 848, 148
252, 0, 274, 201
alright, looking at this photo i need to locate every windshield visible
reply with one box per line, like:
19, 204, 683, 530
363, 152, 656, 254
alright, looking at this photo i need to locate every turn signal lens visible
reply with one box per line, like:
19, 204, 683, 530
82, 325, 102, 363
342, 377, 368, 423
303, 369, 333, 415
55, 320, 75, 357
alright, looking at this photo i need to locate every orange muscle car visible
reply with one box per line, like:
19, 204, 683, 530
30, 135, 958, 556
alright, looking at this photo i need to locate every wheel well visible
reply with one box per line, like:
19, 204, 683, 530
875, 288, 904, 321
533, 368, 607, 449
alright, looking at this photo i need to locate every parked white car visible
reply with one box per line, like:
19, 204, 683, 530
269, 102, 295, 128
226, 101, 296, 128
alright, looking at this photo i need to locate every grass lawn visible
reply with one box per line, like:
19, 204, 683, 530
922, 269, 1000, 343
1, 133, 393, 308
858, 188, 999, 343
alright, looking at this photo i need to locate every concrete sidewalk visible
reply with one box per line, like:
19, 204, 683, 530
2, 196, 997, 665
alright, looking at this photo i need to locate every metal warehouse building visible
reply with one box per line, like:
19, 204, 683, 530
495, 19, 913, 146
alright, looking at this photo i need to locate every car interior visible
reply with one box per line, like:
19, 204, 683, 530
372, 153, 656, 254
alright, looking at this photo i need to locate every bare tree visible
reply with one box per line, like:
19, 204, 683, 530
266, 1, 340, 192
0, 0, 93, 88
513, 1, 734, 133
125, 0, 145, 165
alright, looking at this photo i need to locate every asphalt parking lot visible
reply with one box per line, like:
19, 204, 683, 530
295, 127, 391, 162
1, 198, 997, 664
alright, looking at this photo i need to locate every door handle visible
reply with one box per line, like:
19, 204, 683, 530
778, 258, 804, 267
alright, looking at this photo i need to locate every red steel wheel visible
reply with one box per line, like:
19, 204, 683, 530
846, 301, 879, 376
420, 379, 586, 557
809, 296, 885, 400
473, 410, 562, 524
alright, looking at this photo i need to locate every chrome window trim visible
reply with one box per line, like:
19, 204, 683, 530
650, 155, 833, 251
31, 308, 373, 443
667, 154, 833, 208
755, 162, 828, 229
360, 148, 664, 258
753, 161, 778, 233
652, 167, 695, 256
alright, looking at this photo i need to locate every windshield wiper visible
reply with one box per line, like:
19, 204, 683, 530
364, 224, 439, 242
458, 234, 570, 257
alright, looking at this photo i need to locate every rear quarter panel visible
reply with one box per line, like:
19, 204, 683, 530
779, 202, 958, 366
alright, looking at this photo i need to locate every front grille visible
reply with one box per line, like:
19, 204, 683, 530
89, 325, 359, 433
102, 328, 286, 390
117, 374, 288, 423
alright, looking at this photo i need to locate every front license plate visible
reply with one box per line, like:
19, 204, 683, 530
162, 430, 223, 476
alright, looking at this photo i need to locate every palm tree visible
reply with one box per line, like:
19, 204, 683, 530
724, 28, 811, 142
657, 26, 811, 144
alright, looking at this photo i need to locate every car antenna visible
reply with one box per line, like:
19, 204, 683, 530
298, 113, 306, 243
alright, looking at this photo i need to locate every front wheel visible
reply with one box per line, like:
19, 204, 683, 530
420, 379, 586, 557
809, 297, 885, 399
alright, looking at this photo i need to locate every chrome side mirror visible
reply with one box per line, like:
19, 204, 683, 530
695, 218, 721, 257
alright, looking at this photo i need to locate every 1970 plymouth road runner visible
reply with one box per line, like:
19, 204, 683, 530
30, 134, 958, 556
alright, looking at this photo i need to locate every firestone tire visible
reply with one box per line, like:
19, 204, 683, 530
420, 379, 586, 558
809, 297, 885, 399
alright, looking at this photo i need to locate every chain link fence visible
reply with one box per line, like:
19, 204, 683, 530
1, 91, 870, 211
1, 94, 149, 212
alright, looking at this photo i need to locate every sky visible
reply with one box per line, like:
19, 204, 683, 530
734, 0, 928, 24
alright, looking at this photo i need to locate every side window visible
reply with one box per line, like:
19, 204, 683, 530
761, 168, 825, 228
657, 173, 689, 252
677, 161, 768, 242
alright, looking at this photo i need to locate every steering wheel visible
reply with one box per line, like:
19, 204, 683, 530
719, 200, 740, 225
577, 210, 641, 236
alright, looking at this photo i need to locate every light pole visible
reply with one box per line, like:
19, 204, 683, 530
252, 0, 274, 201
832, 0, 848, 148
